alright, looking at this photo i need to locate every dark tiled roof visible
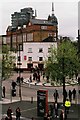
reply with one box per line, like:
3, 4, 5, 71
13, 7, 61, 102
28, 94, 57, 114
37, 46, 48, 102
30, 19, 57, 26
42, 36, 55, 42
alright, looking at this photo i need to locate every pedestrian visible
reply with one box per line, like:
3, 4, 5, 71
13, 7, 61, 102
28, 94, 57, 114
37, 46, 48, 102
33, 73, 35, 80
69, 90, 72, 102
16, 107, 21, 120
44, 113, 48, 120
53, 101, 59, 118
47, 110, 52, 120
29, 75, 32, 82
7, 107, 12, 120
3, 86, 5, 98
65, 99, 71, 114
72, 88, 76, 100
43, 71, 45, 79
53, 89, 59, 102
46, 75, 49, 83
49, 104, 53, 117
37, 74, 40, 82
59, 109, 67, 120
63, 89, 67, 103
21, 77, 23, 83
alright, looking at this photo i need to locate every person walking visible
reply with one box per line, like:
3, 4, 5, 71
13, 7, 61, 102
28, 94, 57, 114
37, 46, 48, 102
64, 89, 67, 103
47, 110, 52, 120
53, 89, 59, 102
7, 107, 12, 120
16, 107, 21, 120
59, 109, 67, 120
44, 113, 48, 120
72, 88, 76, 100
53, 101, 59, 118
3, 86, 5, 98
29, 75, 32, 82
65, 99, 71, 114
69, 90, 72, 102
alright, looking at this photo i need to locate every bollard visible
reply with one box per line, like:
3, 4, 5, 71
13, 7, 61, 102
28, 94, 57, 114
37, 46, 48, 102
31, 97, 33, 103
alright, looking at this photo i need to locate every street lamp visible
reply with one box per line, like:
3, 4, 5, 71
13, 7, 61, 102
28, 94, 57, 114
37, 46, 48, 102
17, 27, 23, 101
62, 57, 66, 105
17, 44, 22, 101
61, 46, 66, 106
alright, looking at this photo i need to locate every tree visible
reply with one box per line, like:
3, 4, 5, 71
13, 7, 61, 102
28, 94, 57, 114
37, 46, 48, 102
45, 40, 80, 104
45, 40, 80, 84
2, 45, 15, 80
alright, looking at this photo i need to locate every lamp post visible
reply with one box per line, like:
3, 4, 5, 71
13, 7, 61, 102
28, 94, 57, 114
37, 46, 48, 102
18, 44, 22, 101
17, 27, 23, 101
61, 47, 66, 106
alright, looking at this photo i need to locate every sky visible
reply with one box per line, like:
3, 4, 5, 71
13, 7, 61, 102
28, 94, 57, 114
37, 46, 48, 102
0, 0, 79, 40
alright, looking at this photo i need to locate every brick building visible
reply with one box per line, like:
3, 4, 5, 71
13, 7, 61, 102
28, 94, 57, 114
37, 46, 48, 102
6, 3, 58, 51
5, 3, 58, 70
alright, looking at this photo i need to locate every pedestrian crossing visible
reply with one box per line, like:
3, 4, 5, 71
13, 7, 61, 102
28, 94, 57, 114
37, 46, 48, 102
2, 114, 30, 120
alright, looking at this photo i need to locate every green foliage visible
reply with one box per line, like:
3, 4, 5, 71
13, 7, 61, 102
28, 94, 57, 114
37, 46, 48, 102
2, 45, 15, 80
45, 40, 80, 84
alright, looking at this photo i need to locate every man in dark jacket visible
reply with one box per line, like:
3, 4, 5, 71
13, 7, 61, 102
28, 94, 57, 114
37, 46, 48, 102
16, 107, 21, 120
54, 101, 59, 118
53, 89, 59, 102
7, 107, 12, 120
59, 109, 67, 120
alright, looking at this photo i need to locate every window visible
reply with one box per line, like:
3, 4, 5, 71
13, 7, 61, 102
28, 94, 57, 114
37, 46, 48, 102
48, 48, 51, 53
6, 36, 10, 44
28, 57, 32, 61
48, 33, 52, 36
27, 33, 33, 41
28, 48, 32, 53
39, 57, 43, 61
39, 48, 43, 53
23, 33, 26, 42
12, 35, 16, 43
41, 26, 47, 30
17, 35, 22, 43
3, 37, 7, 44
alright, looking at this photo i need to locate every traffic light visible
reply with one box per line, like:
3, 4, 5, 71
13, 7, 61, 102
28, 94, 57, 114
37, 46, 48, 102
17, 76, 20, 83
18, 56, 21, 61
78, 30, 80, 54
12, 89, 16, 97
12, 81, 16, 89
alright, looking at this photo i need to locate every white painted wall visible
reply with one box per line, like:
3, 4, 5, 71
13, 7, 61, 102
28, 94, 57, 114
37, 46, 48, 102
16, 42, 57, 69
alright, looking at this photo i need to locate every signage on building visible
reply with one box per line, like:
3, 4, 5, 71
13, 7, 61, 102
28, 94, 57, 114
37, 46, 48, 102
24, 56, 27, 60
37, 90, 48, 117
41, 26, 47, 30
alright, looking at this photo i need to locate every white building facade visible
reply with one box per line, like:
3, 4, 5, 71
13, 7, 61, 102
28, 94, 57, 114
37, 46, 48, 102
16, 42, 57, 70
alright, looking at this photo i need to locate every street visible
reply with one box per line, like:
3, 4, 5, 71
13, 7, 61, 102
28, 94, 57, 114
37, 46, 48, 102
1, 101, 80, 120
1, 72, 80, 119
